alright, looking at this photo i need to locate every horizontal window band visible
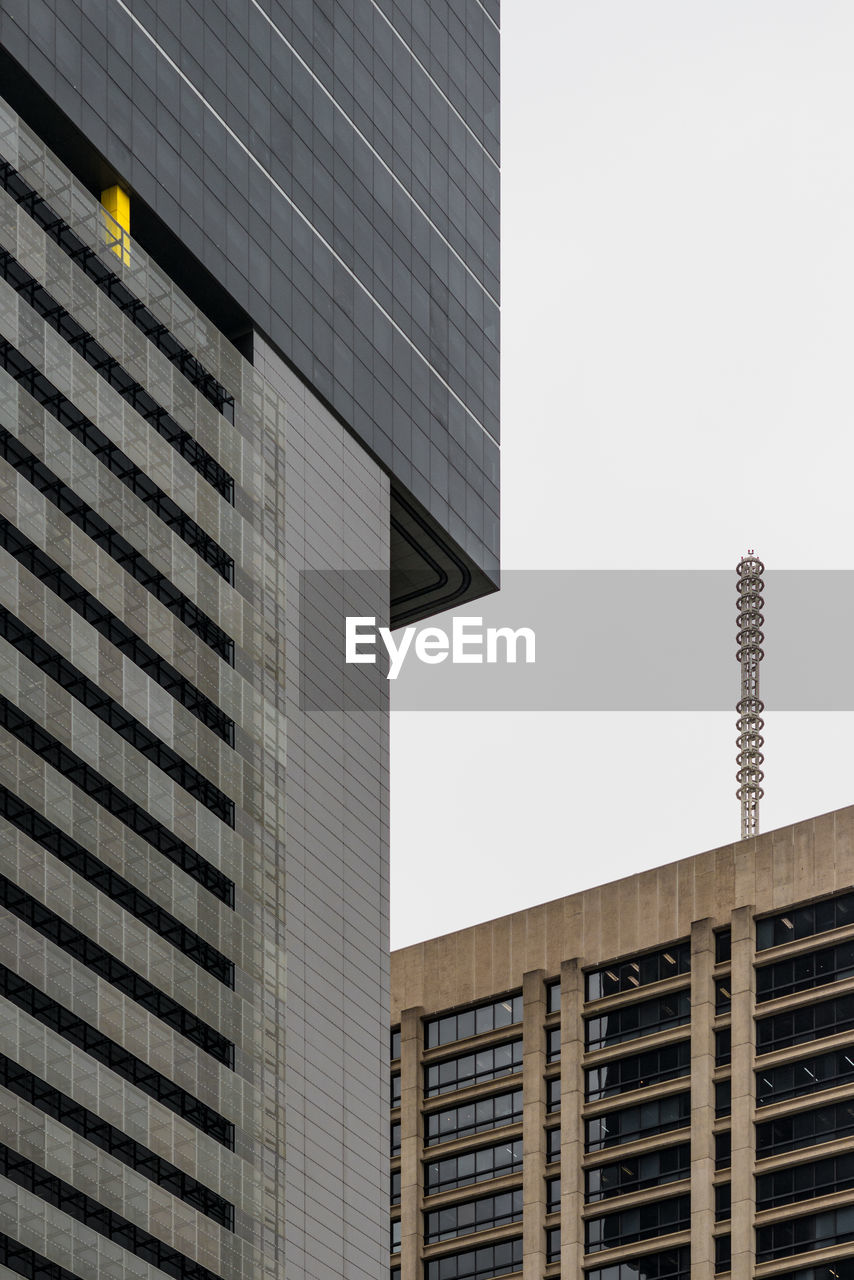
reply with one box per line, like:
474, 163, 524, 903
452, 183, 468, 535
0, 1141, 227, 1280
0, 157, 236, 423
0, 517, 234, 744
0, 872, 234, 1066
0, 426, 234, 662
0, 344, 235, 586
0, 1230, 81, 1280
0, 605, 234, 825
0, 786, 234, 986
0, 964, 234, 1145
0, 695, 235, 907
0, 245, 234, 501
0, 1052, 233, 1227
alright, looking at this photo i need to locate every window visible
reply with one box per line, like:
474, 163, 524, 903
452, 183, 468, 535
424, 995, 523, 1049
547, 1126, 561, 1163
585, 992, 691, 1052
425, 1040, 523, 1097
425, 1138, 523, 1195
757, 891, 854, 951
546, 1175, 561, 1213
715, 979, 732, 1015
585, 1145, 690, 1203
757, 994, 854, 1055
585, 1093, 690, 1153
757, 1153, 854, 1211
715, 1080, 731, 1118
756, 1101, 854, 1158
756, 1206, 854, 1262
754, 1261, 854, 1280
547, 980, 561, 1013
391, 1121, 401, 1156
586, 1041, 690, 1102
585, 1247, 690, 1280
715, 1234, 731, 1274
546, 1027, 561, 1062
586, 944, 690, 1002
424, 1188, 522, 1244
715, 930, 732, 964
546, 1076, 561, 1113
391, 1219, 401, 1253
715, 1183, 731, 1222
585, 1195, 690, 1253
546, 1225, 561, 1263
757, 941, 854, 1003
715, 1131, 731, 1171
424, 1090, 523, 1147
424, 1237, 523, 1280
391, 1169, 401, 1205
756, 1047, 854, 1106
715, 1028, 731, 1067
391, 1028, 401, 1060
392, 1074, 401, 1108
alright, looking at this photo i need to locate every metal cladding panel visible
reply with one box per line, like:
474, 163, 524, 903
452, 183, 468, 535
0, 0, 500, 606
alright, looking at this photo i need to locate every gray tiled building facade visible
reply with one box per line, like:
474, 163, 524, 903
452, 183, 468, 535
0, 2, 499, 1278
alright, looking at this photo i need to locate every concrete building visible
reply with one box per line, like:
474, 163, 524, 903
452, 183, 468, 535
0, 2, 499, 1277
391, 807, 854, 1280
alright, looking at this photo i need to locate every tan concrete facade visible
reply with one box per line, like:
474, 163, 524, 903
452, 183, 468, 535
390, 806, 854, 1280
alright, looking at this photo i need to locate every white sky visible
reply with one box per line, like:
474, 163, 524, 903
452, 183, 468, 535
390, 1, 854, 949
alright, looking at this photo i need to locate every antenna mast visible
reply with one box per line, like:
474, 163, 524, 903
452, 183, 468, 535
736, 552, 765, 839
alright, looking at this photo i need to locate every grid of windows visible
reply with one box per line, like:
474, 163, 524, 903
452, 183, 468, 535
586, 1092, 691, 1153
585, 1145, 690, 1203
425, 1040, 523, 1097
757, 941, 854, 1002
585, 1194, 690, 1254
585, 1246, 690, 1280
585, 991, 691, 1052
757, 993, 854, 1054
0, 1142, 223, 1280
757, 892, 854, 951
586, 1041, 690, 1102
424, 995, 523, 1049
756, 1206, 854, 1262
586, 944, 690, 1002
424, 1188, 522, 1244
757, 1153, 854, 1210
756, 1101, 854, 1158
424, 1238, 523, 1280
425, 1139, 523, 1195
760, 1262, 854, 1280
424, 1090, 523, 1147
757, 1047, 854, 1105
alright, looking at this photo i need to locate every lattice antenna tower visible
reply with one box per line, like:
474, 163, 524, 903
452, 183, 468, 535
736, 551, 765, 839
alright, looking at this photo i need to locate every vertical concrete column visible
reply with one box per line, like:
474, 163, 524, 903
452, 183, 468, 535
400, 1006, 424, 1280
522, 969, 547, 1279
729, 905, 756, 1280
560, 957, 584, 1277
690, 917, 716, 1280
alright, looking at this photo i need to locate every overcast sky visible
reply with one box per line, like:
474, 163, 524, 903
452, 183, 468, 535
389, 1, 854, 949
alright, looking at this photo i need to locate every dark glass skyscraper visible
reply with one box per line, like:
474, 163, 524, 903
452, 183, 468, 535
0, 2, 499, 1277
